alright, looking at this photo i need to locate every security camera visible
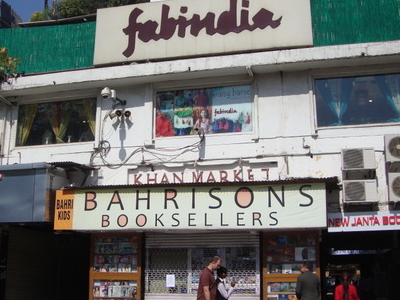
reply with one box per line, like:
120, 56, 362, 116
101, 87, 116, 100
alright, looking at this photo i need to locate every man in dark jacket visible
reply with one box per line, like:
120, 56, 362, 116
296, 262, 320, 300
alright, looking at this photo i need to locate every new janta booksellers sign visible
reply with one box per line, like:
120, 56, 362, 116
54, 183, 326, 231
93, 0, 313, 64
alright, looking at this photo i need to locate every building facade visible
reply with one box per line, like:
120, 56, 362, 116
0, 0, 400, 299
0, 0, 22, 28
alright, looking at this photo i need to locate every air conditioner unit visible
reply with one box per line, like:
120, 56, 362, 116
388, 173, 400, 202
384, 135, 400, 162
342, 180, 378, 203
341, 148, 376, 170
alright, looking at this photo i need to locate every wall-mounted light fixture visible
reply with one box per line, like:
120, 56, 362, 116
109, 110, 122, 120
101, 87, 127, 108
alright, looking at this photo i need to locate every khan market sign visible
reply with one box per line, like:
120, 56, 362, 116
54, 182, 326, 231
328, 211, 400, 232
93, 0, 313, 64
128, 166, 271, 185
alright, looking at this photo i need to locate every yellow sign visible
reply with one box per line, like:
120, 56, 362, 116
54, 190, 75, 230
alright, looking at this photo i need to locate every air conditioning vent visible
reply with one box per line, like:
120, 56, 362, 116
343, 180, 378, 203
341, 148, 376, 170
388, 173, 400, 202
385, 135, 400, 162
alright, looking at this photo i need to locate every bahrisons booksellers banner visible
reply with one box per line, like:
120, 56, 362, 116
54, 183, 326, 231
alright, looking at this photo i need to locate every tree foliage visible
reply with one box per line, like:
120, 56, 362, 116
48, 0, 148, 19
0, 47, 21, 84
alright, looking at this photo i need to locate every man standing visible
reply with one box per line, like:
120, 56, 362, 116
295, 262, 320, 300
197, 256, 221, 300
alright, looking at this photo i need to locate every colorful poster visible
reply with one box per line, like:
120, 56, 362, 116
156, 85, 252, 137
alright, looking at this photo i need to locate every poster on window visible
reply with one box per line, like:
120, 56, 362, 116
156, 85, 252, 137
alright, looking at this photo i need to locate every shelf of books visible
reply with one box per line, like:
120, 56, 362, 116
262, 231, 319, 300
90, 233, 142, 300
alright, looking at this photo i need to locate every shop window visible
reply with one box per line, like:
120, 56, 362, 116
93, 280, 137, 299
315, 74, 400, 127
156, 85, 253, 137
262, 231, 319, 300
145, 246, 260, 296
90, 235, 141, 300
16, 98, 96, 146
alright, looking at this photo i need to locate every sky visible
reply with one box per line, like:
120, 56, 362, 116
8, 0, 46, 22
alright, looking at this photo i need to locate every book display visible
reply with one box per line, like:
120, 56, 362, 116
93, 236, 139, 273
263, 231, 319, 300
90, 234, 142, 300
93, 280, 137, 299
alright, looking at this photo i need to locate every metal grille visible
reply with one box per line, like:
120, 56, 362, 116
145, 246, 260, 295
344, 181, 366, 201
343, 149, 364, 169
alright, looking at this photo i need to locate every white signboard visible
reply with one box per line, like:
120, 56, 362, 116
94, 0, 313, 64
55, 183, 326, 231
328, 211, 400, 232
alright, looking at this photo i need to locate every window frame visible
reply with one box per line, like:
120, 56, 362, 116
153, 76, 258, 146
13, 95, 98, 148
312, 67, 400, 130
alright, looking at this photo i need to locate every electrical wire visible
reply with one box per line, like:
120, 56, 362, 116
89, 115, 205, 169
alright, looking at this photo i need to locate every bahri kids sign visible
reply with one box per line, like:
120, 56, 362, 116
93, 0, 313, 64
54, 183, 326, 231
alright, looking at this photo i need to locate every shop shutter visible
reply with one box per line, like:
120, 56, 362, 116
5, 226, 56, 300
144, 231, 261, 299
145, 231, 259, 247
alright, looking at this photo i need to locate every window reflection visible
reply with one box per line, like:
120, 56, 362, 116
315, 74, 399, 127
16, 98, 96, 146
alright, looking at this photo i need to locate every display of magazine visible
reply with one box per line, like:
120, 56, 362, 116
279, 283, 290, 292
278, 294, 289, 300
284, 247, 295, 261
292, 263, 302, 274
287, 235, 297, 246
93, 280, 136, 299
307, 234, 316, 245
282, 264, 292, 274
289, 282, 297, 292
118, 263, 131, 273
110, 285, 122, 297
269, 282, 281, 292
269, 263, 282, 274
276, 235, 288, 246
295, 247, 316, 261
267, 236, 277, 246
94, 237, 139, 273
296, 234, 308, 246
266, 248, 285, 261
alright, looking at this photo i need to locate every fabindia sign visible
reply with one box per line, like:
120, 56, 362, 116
93, 0, 313, 64
54, 183, 326, 231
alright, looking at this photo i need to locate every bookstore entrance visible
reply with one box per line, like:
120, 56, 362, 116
322, 230, 399, 300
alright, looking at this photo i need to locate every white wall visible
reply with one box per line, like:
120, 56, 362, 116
1, 41, 400, 211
